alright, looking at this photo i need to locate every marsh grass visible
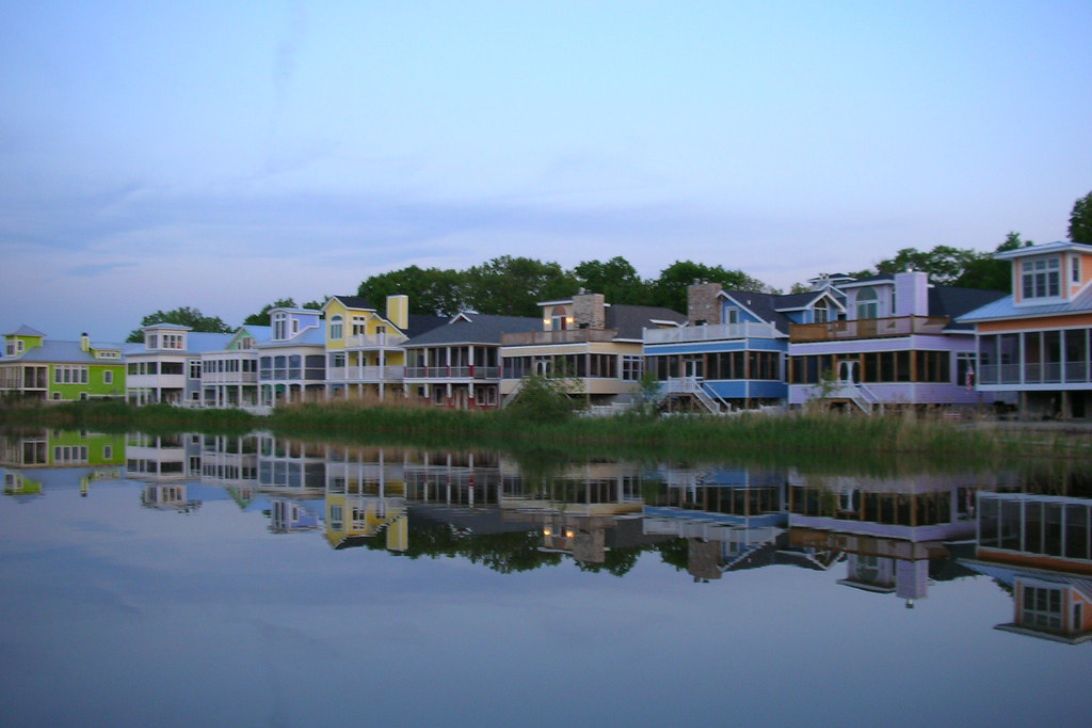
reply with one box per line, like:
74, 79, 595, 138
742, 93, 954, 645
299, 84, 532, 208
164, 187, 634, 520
1, 399, 1086, 472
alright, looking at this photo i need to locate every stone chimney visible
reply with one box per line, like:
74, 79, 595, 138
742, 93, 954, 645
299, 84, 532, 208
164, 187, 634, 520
80, 332, 90, 352
572, 292, 606, 330
687, 282, 723, 325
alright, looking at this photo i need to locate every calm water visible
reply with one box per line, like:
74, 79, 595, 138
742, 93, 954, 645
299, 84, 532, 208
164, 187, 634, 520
1, 431, 1090, 727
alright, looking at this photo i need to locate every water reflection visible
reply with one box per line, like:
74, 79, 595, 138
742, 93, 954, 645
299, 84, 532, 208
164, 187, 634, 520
2, 428, 1090, 646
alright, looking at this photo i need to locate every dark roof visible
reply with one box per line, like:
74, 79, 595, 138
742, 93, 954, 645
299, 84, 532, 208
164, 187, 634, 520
840, 274, 895, 287
773, 292, 825, 310
929, 286, 1007, 330
606, 305, 686, 339
404, 314, 448, 338
721, 291, 794, 334
403, 314, 541, 346
5, 324, 45, 337
330, 295, 375, 310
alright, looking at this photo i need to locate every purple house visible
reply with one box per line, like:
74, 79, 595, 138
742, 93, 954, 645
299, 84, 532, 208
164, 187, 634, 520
787, 271, 1008, 412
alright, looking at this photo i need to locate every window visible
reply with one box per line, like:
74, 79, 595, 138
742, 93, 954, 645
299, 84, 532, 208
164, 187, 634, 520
16, 340, 24, 353
725, 307, 740, 324
146, 334, 158, 349
104, 371, 113, 385
104, 445, 112, 460
4, 341, 13, 356
352, 316, 366, 335
621, 356, 642, 381
856, 287, 879, 319
189, 361, 201, 379
1022, 258, 1061, 299
330, 315, 343, 340
813, 301, 829, 323
1073, 256, 1082, 284
550, 306, 568, 331
273, 313, 287, 340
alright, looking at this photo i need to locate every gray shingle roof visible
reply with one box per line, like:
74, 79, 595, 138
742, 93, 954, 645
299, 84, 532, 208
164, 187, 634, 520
928, 286, 1008, 329
721, 291, 794, 334
403, 314, 541, 346
329, 295, 375, 310
606, 305, 687, 339
405, 314, 448, 338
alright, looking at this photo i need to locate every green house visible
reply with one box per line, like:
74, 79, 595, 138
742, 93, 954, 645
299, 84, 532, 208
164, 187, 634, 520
1, 326, 126, 401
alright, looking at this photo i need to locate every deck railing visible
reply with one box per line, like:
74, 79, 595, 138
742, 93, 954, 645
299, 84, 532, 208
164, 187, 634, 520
790, 316, 949, 342
326, 365, 405, 382
501, 329, 618, 345
644, 322, 780, 344
404, 366, 501, 380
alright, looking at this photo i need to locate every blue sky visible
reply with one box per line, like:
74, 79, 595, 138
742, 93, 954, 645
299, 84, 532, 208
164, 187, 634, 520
2, 0, 1090, 341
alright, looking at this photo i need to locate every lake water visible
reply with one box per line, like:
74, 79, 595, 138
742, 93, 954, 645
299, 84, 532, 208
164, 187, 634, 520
1, 431, 1090, 727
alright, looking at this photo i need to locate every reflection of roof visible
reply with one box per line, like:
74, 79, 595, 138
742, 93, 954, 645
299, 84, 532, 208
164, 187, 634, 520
404, 314, 541, 346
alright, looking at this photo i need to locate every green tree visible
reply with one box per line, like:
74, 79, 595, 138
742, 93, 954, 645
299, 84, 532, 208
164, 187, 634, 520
1068, 190, 1092, 243
572, 256, 651, 305
126, 307, 232, 342
243, 298, 297, 326
873, 245, 978, 285
954, 232, 1030, 292
504, 372, 584, 423
650, 260, 766, 313
357, 265, 466, 316
464, 256, 578, 316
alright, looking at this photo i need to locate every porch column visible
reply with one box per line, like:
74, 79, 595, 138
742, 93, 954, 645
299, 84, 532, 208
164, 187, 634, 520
378, 348, 386, 401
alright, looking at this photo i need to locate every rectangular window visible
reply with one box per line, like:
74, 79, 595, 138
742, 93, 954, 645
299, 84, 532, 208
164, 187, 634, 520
104, 371, 113, 385
1074, 256, 1082, 283
189, 361, 202, 379
1022, 257, 1061, 299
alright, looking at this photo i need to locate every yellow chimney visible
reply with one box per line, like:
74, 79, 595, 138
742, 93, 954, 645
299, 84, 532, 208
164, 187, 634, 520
80, 332, 90, 352
386, 294, 409, 330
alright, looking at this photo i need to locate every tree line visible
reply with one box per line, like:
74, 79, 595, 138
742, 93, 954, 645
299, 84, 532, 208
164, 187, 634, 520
128, 190, 1092, 339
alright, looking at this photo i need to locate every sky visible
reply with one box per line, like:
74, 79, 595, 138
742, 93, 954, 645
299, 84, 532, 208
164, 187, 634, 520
2, 0, 1090, 341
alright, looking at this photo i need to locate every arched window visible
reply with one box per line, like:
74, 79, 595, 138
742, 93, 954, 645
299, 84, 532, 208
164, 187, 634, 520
856, 287, 878, 319
550, 306, 568, 331
329, 315, 343, 340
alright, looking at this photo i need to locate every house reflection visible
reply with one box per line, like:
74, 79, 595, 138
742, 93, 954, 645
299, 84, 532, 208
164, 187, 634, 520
269, 498, 322, 533
141, 483, 201, 513
323, 445, 407, 552
1, 429, 124, 500
963, 492, 1092, 644
787, 472, 981, 605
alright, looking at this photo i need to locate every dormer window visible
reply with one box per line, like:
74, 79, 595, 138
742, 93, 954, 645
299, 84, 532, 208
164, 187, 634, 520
291, 319, 299, 335
1022, 258, 1060, 299
273, 313, 287, 340
813, 301, 829, 323
856, 287, 878, 319
146, 333, 158, 349
329, 315, 343, 340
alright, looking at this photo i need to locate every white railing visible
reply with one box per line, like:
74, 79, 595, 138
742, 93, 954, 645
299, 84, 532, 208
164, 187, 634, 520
201, 372, 258, 384
344, 332, 407, 348
404, 366, 501, 380
326, 365, 405, 382
661, 377, 724, 414
644, 322, 780, 344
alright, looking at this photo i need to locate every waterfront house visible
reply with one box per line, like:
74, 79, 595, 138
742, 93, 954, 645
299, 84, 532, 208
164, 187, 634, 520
256, 307, 326, 407
198, 325, 271, 409
322, 294, 445, 403
644, 282, 842, 412
499, 291, 686, 409
957, 241, 1092, 419
1, 326, 125, 402
126, 324, 233, 406
402, 312, 540, 409
788, 271, 1007, 412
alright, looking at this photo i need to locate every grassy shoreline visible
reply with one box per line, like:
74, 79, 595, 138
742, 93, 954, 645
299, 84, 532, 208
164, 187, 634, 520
1, 400, 1088, 470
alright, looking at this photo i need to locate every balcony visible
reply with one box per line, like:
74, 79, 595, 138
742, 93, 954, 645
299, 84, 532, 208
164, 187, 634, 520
404, 366, 501, 380
790, 316, 949, 343
644, 322, 781, 345
501, 329, 618, 346
343, 332, 407, 349
326, 365, 405, 382
201, 371, 258, 384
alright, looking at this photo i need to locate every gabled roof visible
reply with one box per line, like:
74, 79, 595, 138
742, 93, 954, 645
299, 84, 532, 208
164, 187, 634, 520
606, 305, 686, 339
720, 291, 793, 334
256, 326, 325, 349
957, 285, 1092, 324
928, 286, 1008, 330
324, 295, 375, 311
4, 324, 45, 337
403, 314, 541, 347
405, 314, 448, 338
773, 290, 844, 313
1, 339, 125, 364
994, 240, 1092, 260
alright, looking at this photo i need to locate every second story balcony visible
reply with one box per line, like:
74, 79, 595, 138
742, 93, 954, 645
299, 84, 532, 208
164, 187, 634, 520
201, 371, 258, 385
790, 316, 950, 343
644, 322, 781, 345
343, 332, 408, 349
326, 365, 405, 383
404, 365, 501, 380
501, 328, 618, 346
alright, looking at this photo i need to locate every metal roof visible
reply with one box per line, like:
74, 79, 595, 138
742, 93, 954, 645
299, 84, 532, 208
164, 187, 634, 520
957, 286, 1092, 323
4, 324, 46, 337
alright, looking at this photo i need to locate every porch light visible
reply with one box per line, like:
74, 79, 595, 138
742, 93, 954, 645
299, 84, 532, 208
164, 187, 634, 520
543, 527, 552, 536
565, 529, 575, 539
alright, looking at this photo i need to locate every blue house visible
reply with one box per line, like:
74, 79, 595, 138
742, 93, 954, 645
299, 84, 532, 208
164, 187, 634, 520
644, 281, 842, 411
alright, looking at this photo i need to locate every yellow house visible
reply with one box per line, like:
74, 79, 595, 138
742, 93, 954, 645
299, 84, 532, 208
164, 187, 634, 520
322, 294, 445, 402
499, 291, 686, 407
